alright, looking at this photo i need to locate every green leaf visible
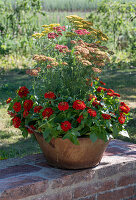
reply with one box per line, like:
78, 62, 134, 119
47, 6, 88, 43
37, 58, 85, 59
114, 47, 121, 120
43, 127, 51, 139
89, 133, 97, 143
20, 127, 28, 138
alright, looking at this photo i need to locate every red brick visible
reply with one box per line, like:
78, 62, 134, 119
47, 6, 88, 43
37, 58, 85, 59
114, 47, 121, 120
117, 174, 136, 187
51, 169, 96, 189
0, 180, 49, 200
73, 180, 116, 199
97, 165, 119, 178
97, 185, 136, 200
32, 191, 72, 200
0, 164, 41, 179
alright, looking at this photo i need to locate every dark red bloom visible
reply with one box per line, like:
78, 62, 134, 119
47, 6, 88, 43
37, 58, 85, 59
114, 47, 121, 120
61, 121, 72, 132
44, 91, 56, 99
100, 81, 106, 85
27, 125, 36, 134
58, 102, 69, 111
24, 99, 33, 111
113, 93, 120, 97
118, 116, 125, 124
97, 86, 107, 92
42, 107, 54, 118
73, 100, 86, 110
34, 106, 43, 113
120, 102, 130, 113
107, 92, 114, 96
18, 86, 29, 98
6, 98, 12, 104
87, 109, 97, 117
102, 113, 111, 120
13, 102, 21, 112
12, 117, 21, 128
23, 110, 29, 118
77, 115, 84, 123
107, 89, 114, 93
119, 106, 129, 114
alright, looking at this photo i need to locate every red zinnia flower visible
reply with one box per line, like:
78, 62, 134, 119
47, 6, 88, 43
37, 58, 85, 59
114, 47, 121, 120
118, 116, 125, 124
42, 107, 54, 118
34, 106, 43, 113
119, 106, 129, 114
23, 110, 29, 118
113, 93, 120, 97
97, 86, 107, 92
87, 109, 97, 117
24, 99, 33, 111
77, 115, 84, 123
6, 98, 12, 104
107, 89, 114, 93
44, 91, 56, 99
12, 117, 21, 128
18, 86, 29, 98
102, 113, 111, 120
73, 100, 86, 110
107, 92, 114, 96
100, 81, 106, 86
119, 102, 130, 114
61, 121, 72, 132
58, 102, 69, 111
13, 102, 21, 112
27, 125, 36, 134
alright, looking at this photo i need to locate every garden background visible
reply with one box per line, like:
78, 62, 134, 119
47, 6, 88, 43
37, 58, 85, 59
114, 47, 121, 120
0, 0, 136, 159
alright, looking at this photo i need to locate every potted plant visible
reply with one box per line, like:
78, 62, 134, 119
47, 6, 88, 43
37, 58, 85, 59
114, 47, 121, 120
7, 15, 130, 169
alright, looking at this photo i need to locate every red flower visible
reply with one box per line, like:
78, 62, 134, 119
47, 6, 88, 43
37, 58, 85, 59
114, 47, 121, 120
87, 109, 97, 117
119, 106, 129, 114
113, 93, 120, 97
77, 115, 84, 123
100, 81, 106, 85
107, 92, 114, 96
24, 99, 33, 111
102, 113, 111, 120
97, 86, 107, 92
58, 102, 69, 111
34, 106, 43, 113
12, 117, 21, 128
13, 102, 21, 112
107, 89, 114, 93
120, 102, 130, 113
42, 107, 54, 118
18, 86, 29, 98
73, 100, 86, 110
27, 125, 36, 134
6, 98, 12, 104
61, 121, 72, 132
118, 116, 125, 124
44, 91, 56, 99
23, 110, 29, 118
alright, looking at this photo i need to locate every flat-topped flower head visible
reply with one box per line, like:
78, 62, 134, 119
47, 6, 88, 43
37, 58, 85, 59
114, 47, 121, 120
42, 108, 54, 119
24, 100, 33, 111
73, 100, 86, 110
13, 102, 21, 112
58, 102, 69, 111
18, 86, 29, 98
44, 92, 56, 99
61, 121, 72, 132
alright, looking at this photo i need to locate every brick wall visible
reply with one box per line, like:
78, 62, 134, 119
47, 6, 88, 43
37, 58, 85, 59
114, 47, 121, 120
0, 139, 136, 200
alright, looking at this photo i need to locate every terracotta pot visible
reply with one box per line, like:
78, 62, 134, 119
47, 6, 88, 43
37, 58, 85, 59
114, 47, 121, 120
34, 132, 109, 169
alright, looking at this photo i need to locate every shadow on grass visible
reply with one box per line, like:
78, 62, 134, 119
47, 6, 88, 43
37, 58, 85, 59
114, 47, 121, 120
0, 135, 41, 159
101, 68, 136, 101
0, 68, 33, 105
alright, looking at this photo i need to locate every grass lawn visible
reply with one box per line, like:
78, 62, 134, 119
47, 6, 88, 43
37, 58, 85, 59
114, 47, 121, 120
0, 67, 136, 159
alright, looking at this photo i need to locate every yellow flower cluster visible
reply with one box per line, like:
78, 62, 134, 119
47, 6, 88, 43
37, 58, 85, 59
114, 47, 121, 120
66, 15, 108, 41
32, 24, 60, 38
74, 40, 110, 68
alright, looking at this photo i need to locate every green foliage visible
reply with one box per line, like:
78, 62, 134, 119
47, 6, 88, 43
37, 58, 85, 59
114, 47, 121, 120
88, 0, 136, 63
